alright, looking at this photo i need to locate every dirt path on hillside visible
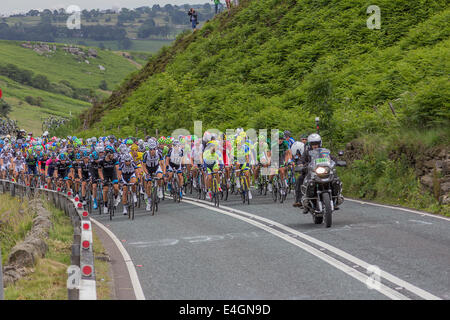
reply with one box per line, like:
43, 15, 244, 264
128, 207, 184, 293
113, 51, 142, 69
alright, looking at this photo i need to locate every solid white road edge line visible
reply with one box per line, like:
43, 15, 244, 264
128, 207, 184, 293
183, 196, 442, 300
90, 217, 146, 300
181, 198, 408, 300
345, 198, 450, 221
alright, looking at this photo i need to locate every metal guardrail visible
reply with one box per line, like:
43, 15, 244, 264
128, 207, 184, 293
0, 179, 97, 300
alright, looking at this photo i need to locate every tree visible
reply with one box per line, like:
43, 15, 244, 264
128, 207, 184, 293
118, 38, 132, 50
99, 80, 108, 90
0, 99, 11, 118
27, 10, 40, 16
32, 74, 51, 90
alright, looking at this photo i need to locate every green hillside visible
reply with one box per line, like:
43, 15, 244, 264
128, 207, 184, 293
0, 40, 140, 133
79, 0, 449, 141
0, 40, 139, 92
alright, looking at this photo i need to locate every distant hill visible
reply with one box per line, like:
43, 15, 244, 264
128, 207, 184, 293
0, 40, 141, 133
0, 4, 216, 52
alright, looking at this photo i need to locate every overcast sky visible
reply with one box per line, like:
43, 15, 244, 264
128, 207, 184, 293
1, 1, 209, 15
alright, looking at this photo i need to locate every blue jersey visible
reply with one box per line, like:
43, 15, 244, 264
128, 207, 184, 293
286, 137, 295, 148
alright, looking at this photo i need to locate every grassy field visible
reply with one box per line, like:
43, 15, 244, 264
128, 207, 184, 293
0, 39, 140, 133
0, 40, 139, 91
0, 75, 90, 134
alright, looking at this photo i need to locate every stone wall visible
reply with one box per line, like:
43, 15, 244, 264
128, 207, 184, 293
2, 198, 53, 286
345, 140, 450, 205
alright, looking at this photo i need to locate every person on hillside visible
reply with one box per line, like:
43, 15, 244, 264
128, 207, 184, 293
225, 0, 231, 11
188, 8, 198, 31
212, 0, 221, 14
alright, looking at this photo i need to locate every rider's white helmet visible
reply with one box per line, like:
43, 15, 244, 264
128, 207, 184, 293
307, 133, 322, 147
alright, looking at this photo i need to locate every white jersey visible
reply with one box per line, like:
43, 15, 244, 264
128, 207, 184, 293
13, 157, 25, 171
191, 143, 204, 165
169, 146, 183, 165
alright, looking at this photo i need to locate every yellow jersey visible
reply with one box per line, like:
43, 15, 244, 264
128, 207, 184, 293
130, 151, 143, 167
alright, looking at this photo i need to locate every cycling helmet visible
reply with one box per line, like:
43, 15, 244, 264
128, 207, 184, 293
91, 151, 99, 160
59, 153, 66, 160
119, 144, 129, 153
130, 144, 138, 151
105, 145, 115, 154
307, 133, 322, 147
123, 154, 133, 162
284, 130, 291, 137
148, 140, 157, 150
82, 150, 90, 158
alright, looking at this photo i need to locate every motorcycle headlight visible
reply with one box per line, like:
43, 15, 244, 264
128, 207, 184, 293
315, 166, 330, 177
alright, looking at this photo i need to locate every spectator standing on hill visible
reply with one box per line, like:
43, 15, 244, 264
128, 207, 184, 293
188, 8, 198, 31
225, 0, 231, 10
212, 0, 221, 14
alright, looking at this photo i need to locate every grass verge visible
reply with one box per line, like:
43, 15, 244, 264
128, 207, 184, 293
3, 196, 112, 299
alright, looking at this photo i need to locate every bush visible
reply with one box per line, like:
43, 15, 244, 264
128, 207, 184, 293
99, 80, 108, 90
0, 99, 11, 117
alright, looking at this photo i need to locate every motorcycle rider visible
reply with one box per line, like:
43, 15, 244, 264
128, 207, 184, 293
295, 133, 340, 211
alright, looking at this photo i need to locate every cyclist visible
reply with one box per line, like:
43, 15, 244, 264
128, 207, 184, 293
24, 150, 38, 187
79, 150, 92, 206
142, 139, 165, 210
234, 133, 252, 200
268, 131, 292, 195
53, 153, 73, 192
167, 139, 184, 198
203, 139, 223, 200
90, 150, 102, 210
45, 152, 58, 189
118, 154, 138, 216
98, 146, 120, 214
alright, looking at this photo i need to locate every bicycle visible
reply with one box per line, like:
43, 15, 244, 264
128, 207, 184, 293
102, 180, 116, 220
211, 170, 222, 207
149, 175, 161, 216
220, 170, 228, 201
236, 169, 250, 205
123, 182, 135, 220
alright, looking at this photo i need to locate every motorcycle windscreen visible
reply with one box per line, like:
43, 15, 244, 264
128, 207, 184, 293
310, 148, 332, 168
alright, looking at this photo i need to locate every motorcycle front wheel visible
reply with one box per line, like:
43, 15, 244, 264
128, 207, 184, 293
322, 193, 332, 228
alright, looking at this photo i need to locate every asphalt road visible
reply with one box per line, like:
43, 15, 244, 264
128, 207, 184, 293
93, 189, 450, 300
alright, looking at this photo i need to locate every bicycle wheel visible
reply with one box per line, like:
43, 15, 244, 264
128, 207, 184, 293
108, 189, 114, 220
279, 180, 285, 203
244, 177, 250, 205
151, 186, 157, 216
272, 180, 278, 202
214, 177, 219, 207
130, 191, 135, 220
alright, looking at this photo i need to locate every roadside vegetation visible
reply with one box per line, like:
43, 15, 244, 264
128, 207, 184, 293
1, 194, 111, 299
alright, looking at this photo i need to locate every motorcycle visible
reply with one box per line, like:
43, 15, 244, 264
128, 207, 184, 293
299, 148, 346, 228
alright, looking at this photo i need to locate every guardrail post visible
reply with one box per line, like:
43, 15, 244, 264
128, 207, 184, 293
10, 183, 15, 197
0, 247, 4, 300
